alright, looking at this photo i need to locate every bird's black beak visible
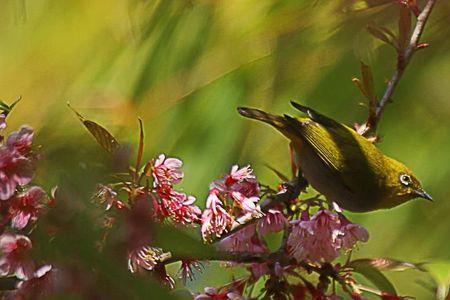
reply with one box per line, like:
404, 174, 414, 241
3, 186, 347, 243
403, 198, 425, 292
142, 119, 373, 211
415, 188, 433, 201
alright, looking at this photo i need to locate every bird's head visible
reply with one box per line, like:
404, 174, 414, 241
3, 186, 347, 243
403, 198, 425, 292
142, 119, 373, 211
384, 159, 432, 207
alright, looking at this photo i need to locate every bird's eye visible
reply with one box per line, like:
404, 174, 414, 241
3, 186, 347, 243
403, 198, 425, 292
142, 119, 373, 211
399, 174, 412, 186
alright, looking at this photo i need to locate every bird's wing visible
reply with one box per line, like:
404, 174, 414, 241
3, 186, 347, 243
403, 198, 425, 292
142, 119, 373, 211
282, 111, 379, 199
282, 114, 347, 173
287, 102, 374, 177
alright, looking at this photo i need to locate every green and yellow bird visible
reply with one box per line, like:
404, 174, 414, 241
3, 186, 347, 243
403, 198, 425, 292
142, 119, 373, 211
238, 102, 432, 212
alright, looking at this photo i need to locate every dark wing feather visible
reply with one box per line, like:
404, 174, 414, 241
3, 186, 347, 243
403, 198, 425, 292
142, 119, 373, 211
291, 101, 341, 128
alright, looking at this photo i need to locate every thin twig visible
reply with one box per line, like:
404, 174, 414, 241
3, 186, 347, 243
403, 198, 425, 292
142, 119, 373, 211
361, 0, 438, 136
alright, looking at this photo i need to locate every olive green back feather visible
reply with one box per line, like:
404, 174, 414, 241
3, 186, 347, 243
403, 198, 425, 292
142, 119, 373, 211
237, 103, 426, 211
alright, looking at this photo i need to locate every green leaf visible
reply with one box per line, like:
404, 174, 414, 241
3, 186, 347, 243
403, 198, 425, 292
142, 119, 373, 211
349, 259, 397, 295
0, 97, 22, 116
68, 102, 120, 154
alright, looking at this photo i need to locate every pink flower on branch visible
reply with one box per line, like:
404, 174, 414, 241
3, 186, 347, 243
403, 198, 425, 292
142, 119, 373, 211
0, 114, 5, 130
339, 215, 369, 249
230, 191, 262, 218
127, 245, 168, 273
257, 209, 287, 236
94, 184, 124, 211
9, 264, 54, 300
0, 233, 34, 280
9, 186, 45, 229
178, 259, 204, 284
194, 287, 244, 300
287, 210, 368, 263
219, 224, 268, 253
211, 165, 260, 199
163, 191, 201, 225
201, 189, 233, 242
0, 147, 34, 201
154, 185, 201, 226
151, 154, 184, 186
7, 126, 34, 155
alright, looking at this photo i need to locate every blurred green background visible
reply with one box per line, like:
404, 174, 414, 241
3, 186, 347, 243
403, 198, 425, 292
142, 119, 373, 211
0, 0, 449, 298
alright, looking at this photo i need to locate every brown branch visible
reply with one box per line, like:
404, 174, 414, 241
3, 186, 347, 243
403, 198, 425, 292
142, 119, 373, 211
360, 0, 438, 136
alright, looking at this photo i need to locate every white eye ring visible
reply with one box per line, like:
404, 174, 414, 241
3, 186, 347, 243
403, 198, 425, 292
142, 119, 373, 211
400, 174, 411, 186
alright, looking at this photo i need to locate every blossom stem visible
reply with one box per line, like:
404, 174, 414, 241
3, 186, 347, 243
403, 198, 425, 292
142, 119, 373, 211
361, 0, 438, 136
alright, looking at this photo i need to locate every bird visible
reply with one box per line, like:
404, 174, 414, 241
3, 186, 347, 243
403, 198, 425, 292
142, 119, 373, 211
237, 102, 432, 212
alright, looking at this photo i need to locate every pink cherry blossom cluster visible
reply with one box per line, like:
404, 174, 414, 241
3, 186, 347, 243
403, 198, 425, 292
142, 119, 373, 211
80, 145, 377, 299
0, 119, 53, 298
201, 165, 263, 242
151, 154, 201, 226
287, 210, 369, 263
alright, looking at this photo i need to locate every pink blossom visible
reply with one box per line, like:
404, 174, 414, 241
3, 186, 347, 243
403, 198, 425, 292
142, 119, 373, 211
154, 185, 201, 225
163, 191, 201, 225
257, 209, 287, 236
209, 165, 261, 219
127, 245, 166, 273
9, 186, 45, 229
0, 147, 34, 200
7, 126, 34, 154
229, 165, 255, 182
211, 165, 260, 198
339, 215, 369, 249
287, 210, 341, 262
0, 233, 34, 280
9, 264, 54, 300
151, 154, 183, 185
230, 191, 262, 217
287, 214, 315, 262
94, 184, 123, 210
219, 224, 268, 253
194, 287, 244, 300
201, 189, 233, 242
178, 259, 204, 284
0, 114, 5, 130
287, 210, 368, 263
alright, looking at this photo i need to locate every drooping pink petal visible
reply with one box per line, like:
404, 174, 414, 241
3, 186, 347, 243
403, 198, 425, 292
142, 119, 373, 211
0, 171, 16, 201
9, 186, 45, 229
7, 126, 34, 154
257, 209, 287, 236
0, 233, 34, 280
230, 191, 262, 217
287, 210, 368, 263
201, 189, 233, 242
0, 114, 6, 130
151, 154, 184, 185
11, 212, 31, 230
219, 224, 268, 253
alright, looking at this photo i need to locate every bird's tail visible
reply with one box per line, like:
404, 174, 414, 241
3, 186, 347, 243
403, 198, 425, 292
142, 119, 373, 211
237, 107, 286, 129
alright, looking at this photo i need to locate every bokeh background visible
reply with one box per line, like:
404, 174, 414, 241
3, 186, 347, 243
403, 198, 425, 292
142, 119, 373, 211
0, 0, 449, 298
